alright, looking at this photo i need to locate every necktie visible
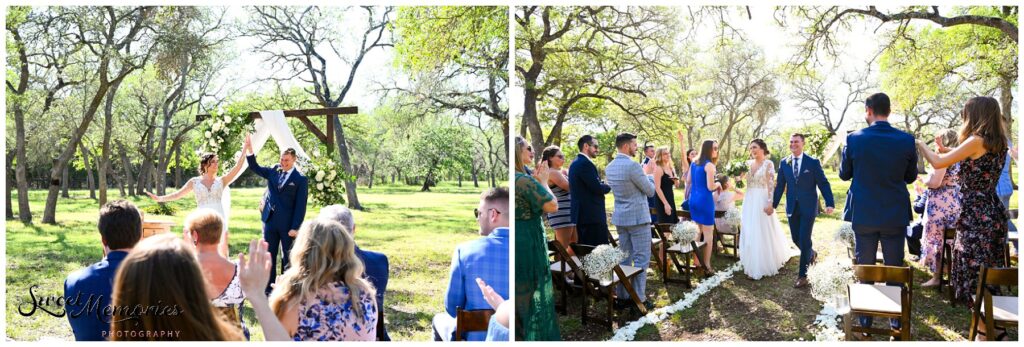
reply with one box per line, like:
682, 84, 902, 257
278, 170, 288, 189
793, 157, 800, 182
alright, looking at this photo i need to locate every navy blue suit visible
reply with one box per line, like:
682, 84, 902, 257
568, 153, 612, 245
774, 154, 835, 278
64, 251, 128, 341
840, 120, 917, 329
356, 246, 390, 341
247, 155, 308, 290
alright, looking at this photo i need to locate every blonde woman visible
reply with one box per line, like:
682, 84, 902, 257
652, 147, 679, 223
269, 219, 377, 341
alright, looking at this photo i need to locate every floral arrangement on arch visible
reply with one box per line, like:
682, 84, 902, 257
200, 106, 254, 165
299, 147, 352, 207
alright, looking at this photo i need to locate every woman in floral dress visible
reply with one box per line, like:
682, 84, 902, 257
916, 96, 1009, 306
920, 129, 962, 288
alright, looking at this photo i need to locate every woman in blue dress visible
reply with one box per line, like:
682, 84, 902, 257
686, 139, 722, 273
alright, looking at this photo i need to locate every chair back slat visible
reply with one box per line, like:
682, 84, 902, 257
853, 265, 912, 284
455, 307, 494, 341
714, 210, 727, 218
980, 266, 1017, 287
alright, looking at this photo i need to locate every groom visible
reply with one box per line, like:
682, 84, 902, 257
245, 135, 309, 293
771, 133, 835, 288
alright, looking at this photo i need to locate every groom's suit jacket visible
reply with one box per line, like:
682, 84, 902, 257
247, 155, 308, 233
773, 154, 835, 217
839, 121, 918, 229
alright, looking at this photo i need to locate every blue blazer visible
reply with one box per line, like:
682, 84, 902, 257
568, 153, 611, 225
64, 251, 128, 341
839, 121, 918, 228
247, 155, 308, 233
355, 247, 390, 341
774, 154, 835, 217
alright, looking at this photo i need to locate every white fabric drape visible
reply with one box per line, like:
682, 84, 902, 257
221, 110, 309, 224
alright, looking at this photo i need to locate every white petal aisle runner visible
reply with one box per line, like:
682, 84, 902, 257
609, 262, 743, 341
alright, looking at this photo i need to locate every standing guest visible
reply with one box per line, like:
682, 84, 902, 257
606, 133, 657, 311
433, 188, 510, 341
641, 144, 655, 166
270, 219, 378, 341
317, 205, 391, 341
185, 209, 246, 334
919, 129, 962, 288
110, 235, 291, 341
652, 147, 680, 223
514, 136, 561, 341
689, 140, 722, 272
542, 146, 577, 255
677, 130, 699, 205
713, 175, 744, 232
64, 200, 143, 341
995, 139, 1017, 246
916, 96, 1009, 309
840, 92, 917, 332
568, 135, 613, 246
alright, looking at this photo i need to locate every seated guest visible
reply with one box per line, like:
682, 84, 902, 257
185, 209, 246, 334
713, 175, 744, 232
65, 200, 143, 341
919, 129, 961, 288
433, 187, 510, 341
270, 219, 378, 341
110, 234, 290, 340
318, 205, 391, 341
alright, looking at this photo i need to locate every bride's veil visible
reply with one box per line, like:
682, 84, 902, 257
221, 110, 310, 228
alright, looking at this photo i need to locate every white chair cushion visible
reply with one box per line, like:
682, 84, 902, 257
849, 283, 903, 314
976, 295, 1019, 323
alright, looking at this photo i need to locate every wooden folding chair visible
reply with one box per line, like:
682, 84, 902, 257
653, 223, 707, 287
712, 210, 740, 258
548, 240, 582, 315
570, 243, 647, 330
606, 212, 619, 246
969, 265, 1018, 341
454, 306, 495, 341
936, 228, 959, 304
844, 265, 913, 341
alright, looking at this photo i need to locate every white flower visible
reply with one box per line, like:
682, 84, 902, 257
224, 115, 231, 124
835, 222, 855, 248
208, 139, 217, 148
723, 207, 741, 227
671, 221, 700, 243
329, 170, 337, 180
581, 244, 627, 278
807, 256, 854, 302
212, 122, 222, 132
312, 148, 320, 158
327, 160, 335, 167
316, 170, 325, 182
317, 183, 324, 190
205, 131, 212, 138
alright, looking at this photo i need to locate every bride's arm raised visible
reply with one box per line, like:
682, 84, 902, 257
147, 179, 194, 202
220, 149, 247, 186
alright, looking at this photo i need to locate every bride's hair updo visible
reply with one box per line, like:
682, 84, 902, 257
749, 139, 770, 156
199, 153, 217, 175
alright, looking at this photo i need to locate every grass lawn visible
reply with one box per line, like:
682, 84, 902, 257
552, 169, 1018, 341
6, 182, 498, 341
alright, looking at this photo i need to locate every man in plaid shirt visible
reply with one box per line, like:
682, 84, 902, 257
433, 187, 509, 341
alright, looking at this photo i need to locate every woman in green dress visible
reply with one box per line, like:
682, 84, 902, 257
514, 136, 561, 341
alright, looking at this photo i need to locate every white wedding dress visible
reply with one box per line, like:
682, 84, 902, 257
739, 159, 798, 280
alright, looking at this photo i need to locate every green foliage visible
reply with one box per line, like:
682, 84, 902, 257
404, 123, 473, 181
301, 147, 352, 207
393, 6, 506, 74
199, 106, 254, 167
142, 201, 179, 216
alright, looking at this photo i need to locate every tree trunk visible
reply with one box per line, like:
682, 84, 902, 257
98, 79, 121, 206
81, 142, 96, 200
331, 117, 363, 209
118, 143, 136, 196
7, 151, 14, 220
14, 107, 32, 223
61, 163, 70, 198
472, 165, 479, 188
174, 144, 182, 188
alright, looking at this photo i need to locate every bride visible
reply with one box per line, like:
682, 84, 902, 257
147, 139, 249, 257
738, 139, 797, 280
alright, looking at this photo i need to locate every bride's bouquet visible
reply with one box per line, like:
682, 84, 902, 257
302, 148, 352, 207
581, 244, 627, 284
672, 220, 700, 243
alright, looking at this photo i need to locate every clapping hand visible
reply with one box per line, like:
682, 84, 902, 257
476, 278, 504, 310
533, 160, 551, 184
935, 134, 948, 152
239, 239, 272, 298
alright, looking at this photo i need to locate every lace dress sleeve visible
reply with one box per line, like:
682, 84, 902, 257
515, 174, 553, 221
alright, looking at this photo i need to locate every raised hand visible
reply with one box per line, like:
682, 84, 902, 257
476, 278, 505, 310
146, 192, 160, 201
239, 239, 272, 297
533, 160, 551, 184
244, 134, 253, 154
